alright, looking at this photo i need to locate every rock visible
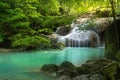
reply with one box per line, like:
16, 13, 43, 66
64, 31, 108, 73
77, 59, 118, 80
76, 18, 111, 45
46, 33, 65, 49
74, 74, 89, 80
40, 64, 58, 73
59, 30, 100, 47
77, 64, 94, 74
99, 62, 117, 80
55, 25, 71, 36
48, 33, 60, 40
73, 74, 106, 80
57, 76, 72, 80
90, 74, 106, 80
40, 61, 79, 78
76, 18, 110, 33
105, 19, 120, 59
77, 59, 117, 80
59, 61, 76, 70
95, 18, 110, 33
40, 59, 118, 80
57, 61, 78, 78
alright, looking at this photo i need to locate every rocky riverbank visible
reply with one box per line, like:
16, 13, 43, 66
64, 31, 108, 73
0, 48, 23, 53
40, 58, 120, 80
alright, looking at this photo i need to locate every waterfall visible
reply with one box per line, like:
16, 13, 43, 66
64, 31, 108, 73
57, 20, 101, 47
58, 26, 100, 47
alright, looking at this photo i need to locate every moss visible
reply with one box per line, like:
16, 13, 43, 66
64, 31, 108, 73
40, 64, 58, 73
57, 61, 78, 77
100, 62, 117, 80
105, 19, 120, 59
77, 64, 94, 74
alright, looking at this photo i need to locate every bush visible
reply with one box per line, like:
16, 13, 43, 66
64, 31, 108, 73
9, 30, 51, 50
42, 15, 75, 31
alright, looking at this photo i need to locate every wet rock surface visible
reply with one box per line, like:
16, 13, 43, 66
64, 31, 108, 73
40, 64, 58, 73
40, 59, 119, 80
55, 25, 71, 36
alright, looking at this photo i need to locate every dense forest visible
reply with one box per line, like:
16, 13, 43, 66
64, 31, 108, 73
1, 0, 120, 80
0, 0, 120, 50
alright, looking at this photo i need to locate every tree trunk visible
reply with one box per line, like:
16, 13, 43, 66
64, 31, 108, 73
109, 0, 119, 48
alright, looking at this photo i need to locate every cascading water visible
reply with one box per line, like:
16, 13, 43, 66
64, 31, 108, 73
58, 21, 100, 47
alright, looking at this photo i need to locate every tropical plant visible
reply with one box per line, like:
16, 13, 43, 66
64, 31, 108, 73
0, 0, 120, 49
77, 20, 96, 31
9, 30, 51, 49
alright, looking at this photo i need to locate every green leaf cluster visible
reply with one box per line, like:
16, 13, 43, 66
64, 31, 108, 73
9, 30, 51, 49
77, 20, 97, 31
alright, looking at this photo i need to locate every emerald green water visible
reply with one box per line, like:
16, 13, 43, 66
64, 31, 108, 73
0, 47, 105, 80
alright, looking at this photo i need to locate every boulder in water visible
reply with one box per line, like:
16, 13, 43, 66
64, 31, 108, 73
40, 59, 118, 80
40, 64, 58, 73
57, 61, 78, 78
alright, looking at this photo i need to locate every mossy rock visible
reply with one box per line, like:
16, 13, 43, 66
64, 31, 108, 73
77, 64, 94, 74
59, 61, 76, 70
99, 62, 117, 80
77, 59, 117, 80
74, 74, 106, 80
40, 64, 58, 73
49, 36, 65, 49
77, 59, 114, 74
89, 74, 107, 80
57, 61, 78, 77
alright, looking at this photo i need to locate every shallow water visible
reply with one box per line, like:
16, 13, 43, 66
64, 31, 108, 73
0, 47, 105, 80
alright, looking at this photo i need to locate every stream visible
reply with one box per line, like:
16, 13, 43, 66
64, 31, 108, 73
0, 47, 105, 80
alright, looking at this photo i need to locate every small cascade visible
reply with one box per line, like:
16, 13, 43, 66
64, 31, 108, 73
58, 29, 100, 47
58, 22, 100, 47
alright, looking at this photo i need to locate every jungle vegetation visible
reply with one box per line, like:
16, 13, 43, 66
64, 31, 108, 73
0, 0, 120, 50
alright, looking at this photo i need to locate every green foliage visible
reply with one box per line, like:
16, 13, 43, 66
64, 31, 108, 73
42, 15, 75, 31
38, 0, 60, 15
37, 28, 53, 35
10, 32, 51, 48
0, 0, 120, 49
0, 1, 10, 9
116, 4, 120, 16
77, 20, 96, 31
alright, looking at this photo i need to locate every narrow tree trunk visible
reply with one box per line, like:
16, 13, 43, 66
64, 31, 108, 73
109, 0, 119, 48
